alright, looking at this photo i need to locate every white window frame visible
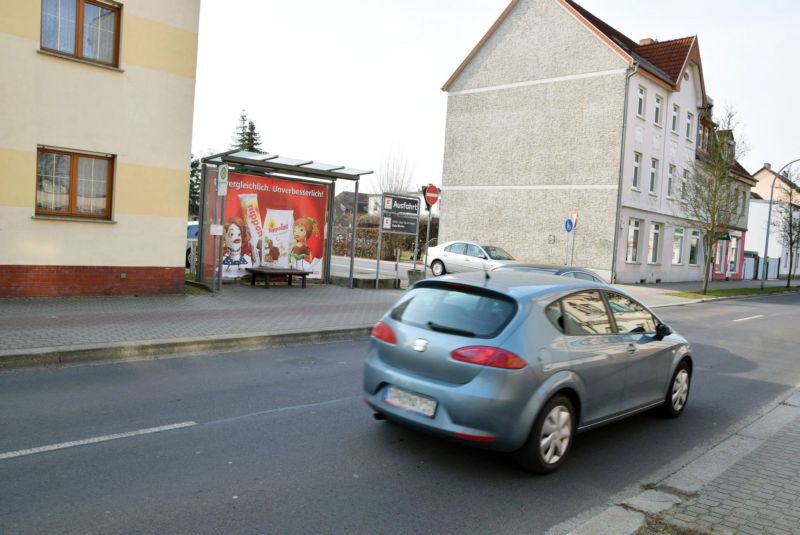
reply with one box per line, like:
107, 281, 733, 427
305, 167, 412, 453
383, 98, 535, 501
648, 222, 661, 264
633, 152, 641, 190
649, 158, 659, 194
682, 169, 689, 199
654, 95, 663, 126
637, 86, 646, 118
667, 164, 676, 197
626, 219, 641, 263
673, 227, 684, 265
686, 112, 694, 141
671, 104, 680, 133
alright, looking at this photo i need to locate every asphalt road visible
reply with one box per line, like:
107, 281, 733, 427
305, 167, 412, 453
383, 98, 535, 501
1, 294, 799, 534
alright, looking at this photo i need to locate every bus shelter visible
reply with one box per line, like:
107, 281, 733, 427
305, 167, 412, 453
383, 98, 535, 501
193, 150, 371, 292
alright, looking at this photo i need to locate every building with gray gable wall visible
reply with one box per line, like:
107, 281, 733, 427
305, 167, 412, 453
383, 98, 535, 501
439, 0, 754, 283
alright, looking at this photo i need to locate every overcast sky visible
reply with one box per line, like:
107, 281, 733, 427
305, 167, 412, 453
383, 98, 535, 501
191, 0, 799, 192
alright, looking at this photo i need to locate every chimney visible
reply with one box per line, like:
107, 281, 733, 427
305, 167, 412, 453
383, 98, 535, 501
764, 163, 771, 170
639, 38, 656, 45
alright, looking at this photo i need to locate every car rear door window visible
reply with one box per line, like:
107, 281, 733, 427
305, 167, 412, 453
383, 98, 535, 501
560, 291, 613, 335
465, 244, 483, 258
390, 285, 517, 338
605, 292, 657, 334
445, 243, 466, 255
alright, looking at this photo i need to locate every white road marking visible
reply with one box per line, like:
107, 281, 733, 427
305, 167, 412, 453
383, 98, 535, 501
732, 315, 765, 323
0, 421, 197, 461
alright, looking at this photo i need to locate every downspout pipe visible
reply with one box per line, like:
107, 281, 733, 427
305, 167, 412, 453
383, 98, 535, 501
610, 61, 639, 283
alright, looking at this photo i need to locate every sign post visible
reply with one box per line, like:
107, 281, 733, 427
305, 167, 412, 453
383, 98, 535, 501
422, 184, 440, 276
564, 217, 573, 265
570, 212, 578, 266
376, 193, 420, 288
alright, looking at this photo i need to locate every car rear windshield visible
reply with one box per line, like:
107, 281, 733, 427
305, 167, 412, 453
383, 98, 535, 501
481, 246, 514, 260
389, 284, 518, 338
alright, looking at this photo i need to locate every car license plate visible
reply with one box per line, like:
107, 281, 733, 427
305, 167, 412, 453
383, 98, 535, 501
382, 386, 437, 418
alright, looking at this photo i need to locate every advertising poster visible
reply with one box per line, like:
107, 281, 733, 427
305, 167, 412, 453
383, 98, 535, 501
221, 172, 328, 279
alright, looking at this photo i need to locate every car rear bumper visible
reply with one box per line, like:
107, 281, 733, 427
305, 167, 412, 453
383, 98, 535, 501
363, 353, 539, 451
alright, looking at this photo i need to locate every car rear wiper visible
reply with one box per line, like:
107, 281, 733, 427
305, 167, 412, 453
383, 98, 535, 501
427, 321, 475, 337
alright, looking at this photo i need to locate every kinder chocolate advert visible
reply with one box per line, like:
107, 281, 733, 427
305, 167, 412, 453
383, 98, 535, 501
222, 172, 328, 279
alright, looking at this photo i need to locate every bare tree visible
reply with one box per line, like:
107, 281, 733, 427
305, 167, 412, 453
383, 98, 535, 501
374, 151, 414, 194
676, 109, 749, 294
772, 168, 800, 287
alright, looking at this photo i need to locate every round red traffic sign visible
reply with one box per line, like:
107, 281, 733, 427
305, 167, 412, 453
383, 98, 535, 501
424, 184, 440, 206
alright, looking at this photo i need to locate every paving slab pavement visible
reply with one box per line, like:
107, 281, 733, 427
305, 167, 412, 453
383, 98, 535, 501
0, 276, 792, 369
563, 391, 800, 535
0, 283, 403, 368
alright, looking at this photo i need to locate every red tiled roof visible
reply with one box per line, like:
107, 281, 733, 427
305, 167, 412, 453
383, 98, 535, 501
634, 37, 695, 84
563, 0, 695, 86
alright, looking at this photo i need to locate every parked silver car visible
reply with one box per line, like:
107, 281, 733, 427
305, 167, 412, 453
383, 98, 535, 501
363, 271, 692, 473
426, 241, 516, 276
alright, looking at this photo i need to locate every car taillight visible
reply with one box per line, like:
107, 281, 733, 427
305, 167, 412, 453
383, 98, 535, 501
451, 346, 526, 369
371, 321, 397, 345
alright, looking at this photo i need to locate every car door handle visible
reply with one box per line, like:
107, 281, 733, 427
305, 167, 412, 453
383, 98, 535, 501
626, 344, 637, 354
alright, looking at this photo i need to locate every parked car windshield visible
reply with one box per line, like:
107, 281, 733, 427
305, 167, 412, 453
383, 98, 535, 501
390, 285, 517, 338
481, 246, 514, 260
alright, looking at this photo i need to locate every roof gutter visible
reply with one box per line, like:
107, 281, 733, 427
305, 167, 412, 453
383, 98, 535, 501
610, 61, 639, 283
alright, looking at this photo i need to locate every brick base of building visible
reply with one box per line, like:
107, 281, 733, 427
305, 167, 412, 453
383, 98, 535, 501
0, 266, 185, 297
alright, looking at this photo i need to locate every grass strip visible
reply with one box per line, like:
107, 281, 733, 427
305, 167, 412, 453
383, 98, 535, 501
666, 286, 800, 299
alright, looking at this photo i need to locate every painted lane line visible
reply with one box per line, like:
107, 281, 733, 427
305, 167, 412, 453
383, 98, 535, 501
0, 421, 197, 461
732, 315, 765, 323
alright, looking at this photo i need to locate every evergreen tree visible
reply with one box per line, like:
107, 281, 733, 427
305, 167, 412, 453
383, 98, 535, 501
230, 110, 264, 153
188, 155, 201, 217
245, 120, 263, 153
231, 109, 248, 151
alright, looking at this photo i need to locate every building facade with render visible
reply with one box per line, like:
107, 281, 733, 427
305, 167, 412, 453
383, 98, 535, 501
746, 164, 800, 279
438, 0, 754, 283
0, 0, 200, 296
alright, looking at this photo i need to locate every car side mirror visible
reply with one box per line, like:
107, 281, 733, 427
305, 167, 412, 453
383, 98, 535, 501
479, 254, 487, 259
655, 323, 672, 339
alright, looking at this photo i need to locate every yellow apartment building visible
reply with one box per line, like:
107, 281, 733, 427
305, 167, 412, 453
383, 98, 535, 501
0, 0, 200, 296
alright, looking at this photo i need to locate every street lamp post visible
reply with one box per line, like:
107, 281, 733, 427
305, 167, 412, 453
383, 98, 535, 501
761, 158, 800, 289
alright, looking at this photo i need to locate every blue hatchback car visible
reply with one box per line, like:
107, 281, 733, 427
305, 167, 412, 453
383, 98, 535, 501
363, 271, 692, 473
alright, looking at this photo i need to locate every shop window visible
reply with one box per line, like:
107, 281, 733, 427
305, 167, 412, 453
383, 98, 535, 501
648, 223, 661, 264
673, 228, 684, 264
41, 0, 121, 67
689, 230, 700, 265
36, 147, 114, 219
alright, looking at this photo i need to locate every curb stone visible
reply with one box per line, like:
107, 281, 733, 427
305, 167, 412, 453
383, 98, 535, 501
648, 289, 800, 309
0, 326, 373, 370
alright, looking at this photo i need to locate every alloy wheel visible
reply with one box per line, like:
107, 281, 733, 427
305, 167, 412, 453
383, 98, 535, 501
671, 369, 690, 411
539, 405, 572, 464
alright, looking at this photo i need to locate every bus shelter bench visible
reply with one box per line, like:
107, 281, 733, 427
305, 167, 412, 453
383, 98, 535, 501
246, 267, 312, 289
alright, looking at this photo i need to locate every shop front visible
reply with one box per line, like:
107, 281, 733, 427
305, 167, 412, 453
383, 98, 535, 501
712, 229, 746, 281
